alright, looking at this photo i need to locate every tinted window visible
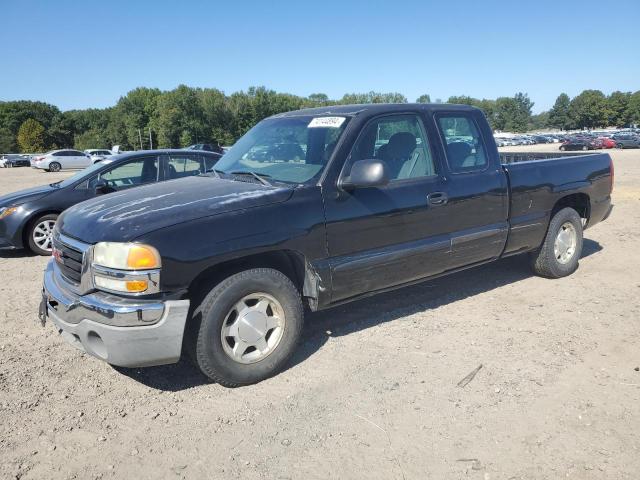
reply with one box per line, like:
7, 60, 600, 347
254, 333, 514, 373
167, 154, 204, 179
437, 115, 488, 173
348, 114, 435, 180
88, 156, 159, 189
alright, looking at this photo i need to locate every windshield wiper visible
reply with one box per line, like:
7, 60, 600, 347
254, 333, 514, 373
230, 170, 272, 187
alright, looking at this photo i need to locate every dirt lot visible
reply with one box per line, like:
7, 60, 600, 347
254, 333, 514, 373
1, 146, 639, 480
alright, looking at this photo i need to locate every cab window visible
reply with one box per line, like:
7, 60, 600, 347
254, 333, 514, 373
437, 114, 488, 173
348, 114, 435, 181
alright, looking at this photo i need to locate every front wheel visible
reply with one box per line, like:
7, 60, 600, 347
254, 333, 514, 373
192, 268, 304, 387
559, 146, 566, 151
530, 207, 583, 278
27, 213, 58, 255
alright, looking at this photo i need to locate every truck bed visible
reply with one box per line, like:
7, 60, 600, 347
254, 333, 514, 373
499, 150, 600, 164
500, 151, 613, 257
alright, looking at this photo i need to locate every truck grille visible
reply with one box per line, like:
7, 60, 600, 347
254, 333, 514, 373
54, 239, 84, 284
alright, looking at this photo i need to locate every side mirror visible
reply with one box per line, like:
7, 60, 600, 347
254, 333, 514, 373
340, 159, 389, 190
94, 179, 112, 195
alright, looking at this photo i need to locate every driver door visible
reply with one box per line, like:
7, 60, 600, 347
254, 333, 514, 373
323, 113, 452, 303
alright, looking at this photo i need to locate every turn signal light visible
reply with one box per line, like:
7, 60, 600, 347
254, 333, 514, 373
127, 245, 160, 269
125, 280, 149, 292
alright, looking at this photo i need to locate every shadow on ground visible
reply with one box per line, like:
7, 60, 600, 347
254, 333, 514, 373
116, 239, 603, 391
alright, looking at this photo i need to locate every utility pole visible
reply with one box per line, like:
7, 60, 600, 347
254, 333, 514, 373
148, 128, 153, 149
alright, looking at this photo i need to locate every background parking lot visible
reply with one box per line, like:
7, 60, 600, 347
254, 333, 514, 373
1, 146, 639, 479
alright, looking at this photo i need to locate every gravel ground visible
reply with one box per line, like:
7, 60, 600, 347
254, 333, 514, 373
1, 147, 639, 480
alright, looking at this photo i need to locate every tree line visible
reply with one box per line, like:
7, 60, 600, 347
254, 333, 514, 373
1, 86, 639, 153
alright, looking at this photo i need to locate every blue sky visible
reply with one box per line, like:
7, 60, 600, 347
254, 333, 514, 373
1, 0, 638, 113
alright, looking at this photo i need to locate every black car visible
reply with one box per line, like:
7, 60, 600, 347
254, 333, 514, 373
1, 154, 32, 168
0, 149, 221, 255
40, 103, 613, 387
559, 138, 596, 151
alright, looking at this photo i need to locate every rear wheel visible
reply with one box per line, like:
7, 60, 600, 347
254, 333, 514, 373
48, 162, 61, 172
192, 268, 304, 387
27, 213, 58, 255
560, 146, 566, 151
530, 207, 583, 278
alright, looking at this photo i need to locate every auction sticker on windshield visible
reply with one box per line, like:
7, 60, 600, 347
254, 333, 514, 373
308, 117, 346, 128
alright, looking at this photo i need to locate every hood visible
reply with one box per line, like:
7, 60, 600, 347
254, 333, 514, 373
57, 176, 294, 244
0, 184, 54, 207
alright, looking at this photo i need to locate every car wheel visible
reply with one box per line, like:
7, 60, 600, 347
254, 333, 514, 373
191, 268, 304, 387
27, 213, 58, 256
559, 146, 566, 151
48, 162, 61, 172
616, 143, 624, 149
530, 207, 583, 279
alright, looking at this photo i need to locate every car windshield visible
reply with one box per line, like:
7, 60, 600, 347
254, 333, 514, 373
214, 115, 350, 184
54, 160, 111, 188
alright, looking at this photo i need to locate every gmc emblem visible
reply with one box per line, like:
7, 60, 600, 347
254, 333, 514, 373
51, 247, 62, 262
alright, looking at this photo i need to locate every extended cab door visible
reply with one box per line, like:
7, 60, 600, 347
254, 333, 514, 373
323, 112, 452, 303
431, 111, 509, 269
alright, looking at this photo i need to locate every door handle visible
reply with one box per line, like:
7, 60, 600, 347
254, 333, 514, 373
427, 192, 448, 206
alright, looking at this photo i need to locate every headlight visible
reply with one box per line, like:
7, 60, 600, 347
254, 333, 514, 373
93, 242, 161, 270
0, 206, 18, 220
92, 242, 161, 294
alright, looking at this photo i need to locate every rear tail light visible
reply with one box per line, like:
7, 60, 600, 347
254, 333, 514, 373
610, 158, 614, 193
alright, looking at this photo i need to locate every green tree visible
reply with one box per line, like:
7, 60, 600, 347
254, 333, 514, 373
548, 93, 573, 130
17, 118, 46, 152
0, 127, 16, 152
628, 91, 640, 125
607, 91, 631, 127
416, 94, 431, 103
569, 90, 609, 129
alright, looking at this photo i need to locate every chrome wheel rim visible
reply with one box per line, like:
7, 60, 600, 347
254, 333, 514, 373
32, 219, 56, 251
554, 222, 577, 264
221, 293, 285, 364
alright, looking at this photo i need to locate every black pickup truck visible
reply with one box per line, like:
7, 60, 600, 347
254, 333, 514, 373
40, 104, 613, 387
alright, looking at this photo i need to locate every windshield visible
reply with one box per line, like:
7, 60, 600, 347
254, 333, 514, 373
55, 160, 112, 188
215, 115, 350, 184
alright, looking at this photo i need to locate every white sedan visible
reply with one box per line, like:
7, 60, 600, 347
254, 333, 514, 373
31, 149, 93, 172
84, 149, 115, 162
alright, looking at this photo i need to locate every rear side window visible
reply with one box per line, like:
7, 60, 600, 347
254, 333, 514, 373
167, 154, 205, 179
437, 114, 488, 173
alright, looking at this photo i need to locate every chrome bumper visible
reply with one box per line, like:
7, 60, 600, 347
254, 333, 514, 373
42, 260, 190, 367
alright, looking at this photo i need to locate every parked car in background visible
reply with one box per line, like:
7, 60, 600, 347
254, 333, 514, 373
185, 143, 225, 154
594, 137, 616, 149
31, 150, 93, 172
0, 154, 32, 168
0, 150, 222, 255
559, 138, 596, 151
612, 134, 640, 149
84, 149, 114, 162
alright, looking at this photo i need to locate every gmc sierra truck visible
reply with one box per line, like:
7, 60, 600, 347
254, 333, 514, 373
39, 104, 613, 387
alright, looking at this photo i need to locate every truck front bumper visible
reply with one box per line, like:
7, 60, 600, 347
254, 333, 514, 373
41, 260, 190, 368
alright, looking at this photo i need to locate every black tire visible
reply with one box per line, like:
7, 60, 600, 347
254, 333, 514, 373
559, 146, 566, 151
49, 162, 61, 172
26, 213, 58, 256
192, 268, 303, 387
530, 207, 583, 279
616, 143, 624, 149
